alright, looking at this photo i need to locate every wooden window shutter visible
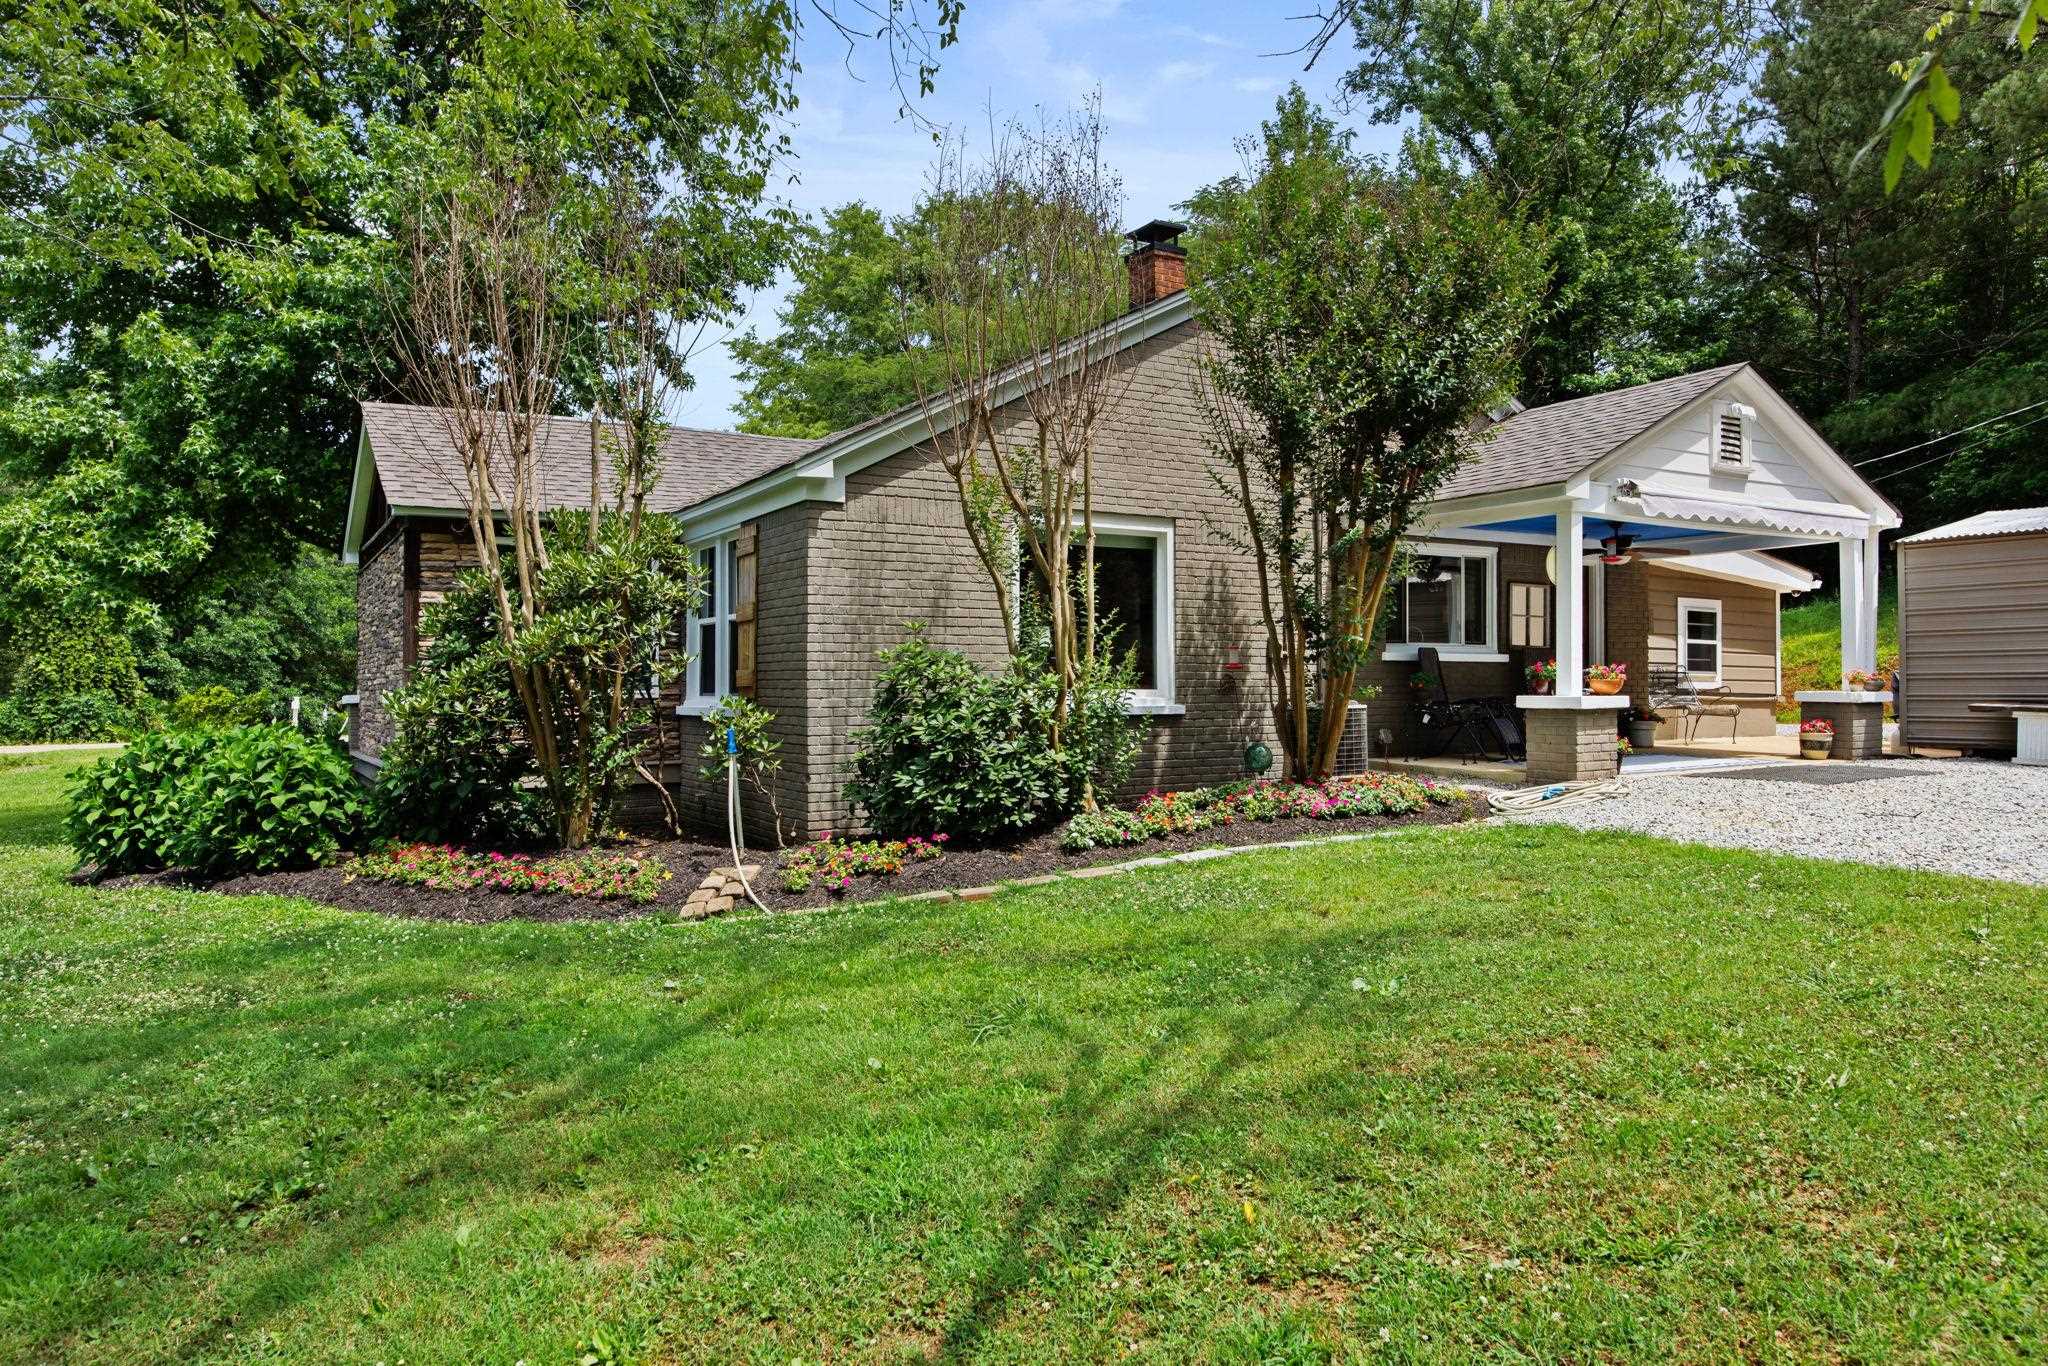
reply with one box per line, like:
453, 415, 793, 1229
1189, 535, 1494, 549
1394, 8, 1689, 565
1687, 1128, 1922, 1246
733, 521, 759, 697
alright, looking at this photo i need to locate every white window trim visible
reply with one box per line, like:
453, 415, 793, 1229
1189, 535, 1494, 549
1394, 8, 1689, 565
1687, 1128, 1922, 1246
1006, 514, 1183, 716
1382, 541, 1500, 661
676, 534, 738, 716
1711, 401, 1755, 474
1090, 514, 1180, 715
1677, 595, 1724, 687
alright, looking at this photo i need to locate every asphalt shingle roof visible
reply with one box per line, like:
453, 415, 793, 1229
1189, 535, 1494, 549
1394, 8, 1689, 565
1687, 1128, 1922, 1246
358, 401, 826, 516
1437, 363, 1748, 502
1898, 507, 2048, 543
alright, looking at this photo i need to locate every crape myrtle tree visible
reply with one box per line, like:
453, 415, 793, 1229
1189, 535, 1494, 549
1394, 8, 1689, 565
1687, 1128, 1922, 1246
907, 104, 1135, 796
1188, 90, 1545, 783
383, 110, 711, 848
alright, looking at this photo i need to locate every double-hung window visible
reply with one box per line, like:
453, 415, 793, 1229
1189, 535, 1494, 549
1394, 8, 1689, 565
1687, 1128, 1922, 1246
1677, 596, 1722, 685
1388, 542, 1498, 659
683, 536, 739, 708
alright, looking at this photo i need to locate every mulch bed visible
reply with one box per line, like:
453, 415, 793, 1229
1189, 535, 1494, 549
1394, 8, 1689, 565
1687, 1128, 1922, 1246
86, 794, 1485, 924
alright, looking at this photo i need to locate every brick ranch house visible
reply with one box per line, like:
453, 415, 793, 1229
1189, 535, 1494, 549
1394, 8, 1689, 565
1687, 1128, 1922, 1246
340, 225, 1899, 834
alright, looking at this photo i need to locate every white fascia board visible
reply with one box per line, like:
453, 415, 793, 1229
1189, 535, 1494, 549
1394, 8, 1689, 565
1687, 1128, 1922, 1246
340, 427, 376, 565
673, 293, 1197, 533
1411, 486, 1576, 533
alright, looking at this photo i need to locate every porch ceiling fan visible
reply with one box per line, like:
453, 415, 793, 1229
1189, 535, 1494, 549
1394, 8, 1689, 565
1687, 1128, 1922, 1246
1597, 521, 1690, 565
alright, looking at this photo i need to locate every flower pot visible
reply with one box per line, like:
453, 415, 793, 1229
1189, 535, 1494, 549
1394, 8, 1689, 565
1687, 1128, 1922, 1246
1528, 680, 1552, 695
1800, 738, 1831, 760
1587, 675, 1624, 696
1627, 719, 1657, 749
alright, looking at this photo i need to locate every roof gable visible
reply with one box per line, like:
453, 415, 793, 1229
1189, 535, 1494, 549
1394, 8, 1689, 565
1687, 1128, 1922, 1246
1436, 364, 1746, 503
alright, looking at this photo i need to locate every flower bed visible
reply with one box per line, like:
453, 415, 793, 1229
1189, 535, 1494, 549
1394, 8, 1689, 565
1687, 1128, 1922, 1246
347, 843, 673, 904
780, 833, 947, 895
1061, 773, 1462, 851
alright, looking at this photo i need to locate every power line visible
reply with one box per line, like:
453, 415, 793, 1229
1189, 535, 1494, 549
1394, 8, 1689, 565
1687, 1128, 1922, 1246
1851, 396, 2048, 467
1871, 408, 2048, 484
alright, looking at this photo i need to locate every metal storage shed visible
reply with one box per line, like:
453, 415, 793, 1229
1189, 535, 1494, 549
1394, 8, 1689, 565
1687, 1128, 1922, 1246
1896, 507, 2048, 754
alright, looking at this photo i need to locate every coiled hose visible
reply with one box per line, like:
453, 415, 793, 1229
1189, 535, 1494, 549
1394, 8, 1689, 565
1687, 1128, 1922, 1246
1488, 779, 1629, 816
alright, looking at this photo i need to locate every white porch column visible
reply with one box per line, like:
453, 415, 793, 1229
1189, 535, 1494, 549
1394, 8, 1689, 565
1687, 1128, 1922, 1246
1555, 510, 1585, 696
1860, 528, 1882, 673
1838, 537, 1866, 681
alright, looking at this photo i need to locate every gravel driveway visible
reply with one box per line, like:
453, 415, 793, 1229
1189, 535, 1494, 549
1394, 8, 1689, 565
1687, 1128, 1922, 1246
1499, 757, 2048, 887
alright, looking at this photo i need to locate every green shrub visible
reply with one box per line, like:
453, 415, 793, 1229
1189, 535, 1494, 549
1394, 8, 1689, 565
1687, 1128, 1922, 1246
0, 689, 149, 743
371, 577, 547, 846
2, 612, 151, 742
375, 652, 546, 848
845, 628, 1146, 840
167, 725, 370, 875
66, 729, 216, 873
66, 725, 368, 876
169, 686, 271, 730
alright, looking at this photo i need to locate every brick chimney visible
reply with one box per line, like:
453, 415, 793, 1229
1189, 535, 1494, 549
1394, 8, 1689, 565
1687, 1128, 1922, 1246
1124, 219, 1188, 310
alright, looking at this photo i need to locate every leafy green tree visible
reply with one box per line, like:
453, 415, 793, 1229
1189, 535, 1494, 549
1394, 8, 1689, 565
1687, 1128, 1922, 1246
1335, 0, 1752, 401
731, 202, 939, 437
0, 0, 960, 699
1187, 91, 1544, 781
1722, 0, 2047, 525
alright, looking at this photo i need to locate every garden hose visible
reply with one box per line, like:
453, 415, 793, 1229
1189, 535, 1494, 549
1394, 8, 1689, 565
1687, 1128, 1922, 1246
1487, 780, 1629, 816
725, 727, 770, 913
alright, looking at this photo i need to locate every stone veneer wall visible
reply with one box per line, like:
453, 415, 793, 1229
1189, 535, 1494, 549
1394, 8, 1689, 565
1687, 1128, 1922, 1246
352, 526, 406, 758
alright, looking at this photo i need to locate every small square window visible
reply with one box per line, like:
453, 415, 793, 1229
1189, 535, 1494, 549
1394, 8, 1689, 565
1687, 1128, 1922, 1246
1508, 581, 1551, 648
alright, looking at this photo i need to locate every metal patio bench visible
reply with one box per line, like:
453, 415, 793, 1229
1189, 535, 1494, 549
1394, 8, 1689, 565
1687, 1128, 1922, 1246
1647, 667, 1740, 743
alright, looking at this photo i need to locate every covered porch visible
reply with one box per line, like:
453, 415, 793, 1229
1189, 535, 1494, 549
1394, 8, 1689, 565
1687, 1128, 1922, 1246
1384, 363, 1901, 785
1410, 485, 1886, 783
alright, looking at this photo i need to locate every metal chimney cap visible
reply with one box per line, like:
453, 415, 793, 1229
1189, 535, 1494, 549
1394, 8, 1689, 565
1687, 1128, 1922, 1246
1124, 219, 1187, 249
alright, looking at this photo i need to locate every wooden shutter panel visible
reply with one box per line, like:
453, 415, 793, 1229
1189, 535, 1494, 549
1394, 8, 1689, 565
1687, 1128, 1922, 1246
733, 521, 759, 697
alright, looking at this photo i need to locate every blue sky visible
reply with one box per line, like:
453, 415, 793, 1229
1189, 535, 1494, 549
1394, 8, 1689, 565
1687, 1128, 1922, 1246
674, 0, 1409, 430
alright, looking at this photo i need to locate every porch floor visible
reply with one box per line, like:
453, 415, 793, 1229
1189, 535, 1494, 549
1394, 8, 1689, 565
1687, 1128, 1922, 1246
1374, 727, 1906, 786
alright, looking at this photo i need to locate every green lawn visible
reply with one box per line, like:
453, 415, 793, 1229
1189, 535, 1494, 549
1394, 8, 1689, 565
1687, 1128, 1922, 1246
2, 754, 2045, 1361
1777, 593, 1901, 719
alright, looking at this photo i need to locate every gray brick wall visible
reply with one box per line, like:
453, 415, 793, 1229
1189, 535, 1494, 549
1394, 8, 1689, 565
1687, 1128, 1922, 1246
1800, 699, 1885, 759
1524, 707, 1622, 784
797, 319, 1280, 830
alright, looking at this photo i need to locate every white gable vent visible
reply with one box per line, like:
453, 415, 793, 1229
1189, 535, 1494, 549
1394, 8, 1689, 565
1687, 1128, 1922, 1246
1712, 401, 1755, 472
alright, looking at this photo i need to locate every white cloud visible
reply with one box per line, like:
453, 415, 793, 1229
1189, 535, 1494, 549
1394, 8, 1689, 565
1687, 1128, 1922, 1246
1232, 76, 1283, 96
1165, 24, 1235, 48
1155, 60, 1218, 85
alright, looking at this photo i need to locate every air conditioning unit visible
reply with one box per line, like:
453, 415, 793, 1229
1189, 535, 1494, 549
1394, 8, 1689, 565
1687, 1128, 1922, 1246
1332, 701, 1372, 776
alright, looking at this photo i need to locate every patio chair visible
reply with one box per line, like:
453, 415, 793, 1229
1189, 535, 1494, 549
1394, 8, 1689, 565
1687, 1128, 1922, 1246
1646, 667, 1740, 743
1411, 647, 1525, 762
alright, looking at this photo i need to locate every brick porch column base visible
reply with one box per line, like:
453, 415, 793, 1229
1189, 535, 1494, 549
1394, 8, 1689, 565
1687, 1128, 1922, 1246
1794, 690, 1892, 760
1517, 694, 1631, 785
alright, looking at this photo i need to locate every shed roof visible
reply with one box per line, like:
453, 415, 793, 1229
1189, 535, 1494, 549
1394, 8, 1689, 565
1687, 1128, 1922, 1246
1897, 506, 2048, 544
1437, 363, 1747, 502
358, 401, 825, 516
